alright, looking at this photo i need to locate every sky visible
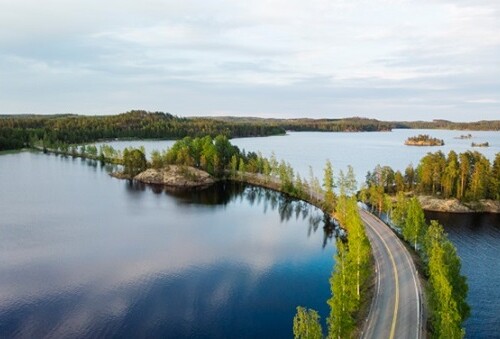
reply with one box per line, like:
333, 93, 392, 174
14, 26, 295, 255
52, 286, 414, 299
1, 0, 499, 121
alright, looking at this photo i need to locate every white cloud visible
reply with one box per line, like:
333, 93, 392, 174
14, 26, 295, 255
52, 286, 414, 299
0, 0, 499, 120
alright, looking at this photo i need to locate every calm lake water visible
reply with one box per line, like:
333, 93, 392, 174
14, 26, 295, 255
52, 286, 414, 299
101, 129, 500, 186
0, 152, 334, 338
100, 129, 500, 338
1, 129, 499, 338
425, 211, 500, 339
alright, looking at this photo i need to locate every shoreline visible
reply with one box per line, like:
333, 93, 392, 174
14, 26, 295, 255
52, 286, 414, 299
417, 195, 500, 214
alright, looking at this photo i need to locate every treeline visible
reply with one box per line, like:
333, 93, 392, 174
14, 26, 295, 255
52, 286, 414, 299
292, 169, 371, 338
363, 151, 500, 204
293, 196, 371, 338
32, 140, 150, 177
392, 119, 500, 131
3, 111, 500, 151
213, 116, 393, 132
362, 192, 469, 338
211, 116, 500, 131
0, 110, 285, 151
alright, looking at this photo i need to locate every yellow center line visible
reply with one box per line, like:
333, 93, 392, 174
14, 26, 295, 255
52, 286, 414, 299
362, 212, 399, 339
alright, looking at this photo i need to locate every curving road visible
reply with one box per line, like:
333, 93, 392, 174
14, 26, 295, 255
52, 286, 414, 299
359, 208, 424, 339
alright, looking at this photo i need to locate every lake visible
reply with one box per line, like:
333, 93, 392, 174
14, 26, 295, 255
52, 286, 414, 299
1, 129, 499, 338
99, 129, 500, 338
100, 129, 500, 186
0, 152, 334, 338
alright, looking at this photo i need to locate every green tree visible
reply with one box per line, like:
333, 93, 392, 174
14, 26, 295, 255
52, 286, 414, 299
392, 191, 408, 228
491, 153, 500, 200
293, 307, 323, 339
230, 154, 238, 177
404, 164, 416, 191
467, 156, 490, 200
345, 197, 370, 299
151, 150, 164, 169
395, 170, 405, 192
323, 160, 336, 212
327, 241, 355, 339
338, 165, 357, 197
238, 158, 246, 179
457, 153, 471, 200
442, 151, 459, 198
123, 148, 147, 177
426, 221, 465, 339
403, 197, 426, 249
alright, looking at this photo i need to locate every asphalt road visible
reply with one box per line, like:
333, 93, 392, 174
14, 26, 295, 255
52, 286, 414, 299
359, 208, 424, 339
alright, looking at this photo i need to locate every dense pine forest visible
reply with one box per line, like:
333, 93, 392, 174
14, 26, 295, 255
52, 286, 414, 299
362, 150, 500, 204
0, 111, 285, 151
2, 111, 499, 151
211, 116, 500, 131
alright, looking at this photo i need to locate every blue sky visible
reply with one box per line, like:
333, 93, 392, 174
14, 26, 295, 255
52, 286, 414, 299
1, 0, 499, 121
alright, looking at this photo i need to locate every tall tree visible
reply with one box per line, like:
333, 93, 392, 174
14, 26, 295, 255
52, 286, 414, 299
394, 170, 405, 192
403, 197, 426, 249
426, 221, 466, 339
491, 153, 500, 200
457, 153, 471, 200
293, 307, 323, 339
391, 191, 408, 228
323, 160, 336, 212
404, 164, 416, 191
442, 151, 459, 198
123, 148, 147, 177
345, 197, 370, 299
327, 241, 355, 339
467, 156, 490, 200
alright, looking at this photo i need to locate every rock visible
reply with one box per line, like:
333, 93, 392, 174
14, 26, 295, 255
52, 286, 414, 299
418, 195, 500, 213
133, 165, 216, 188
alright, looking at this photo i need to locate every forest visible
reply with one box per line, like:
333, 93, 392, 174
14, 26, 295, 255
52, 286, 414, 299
363, 150, 500, 204
2, 111, 500, 151
210, 116, 500, 131
0, 110, 285, 151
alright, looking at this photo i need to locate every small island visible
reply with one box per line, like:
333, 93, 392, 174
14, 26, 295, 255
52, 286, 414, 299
404, 134, 444, 146
471, 142, 489, 147
455, 133, 472, 139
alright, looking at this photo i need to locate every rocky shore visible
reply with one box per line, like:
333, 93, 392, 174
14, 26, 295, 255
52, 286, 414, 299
113, 165, 216, 188
418, 195, 500, 213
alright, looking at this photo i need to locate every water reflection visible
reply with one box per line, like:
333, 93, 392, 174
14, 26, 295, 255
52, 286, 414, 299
0, 152, 335, 338
425, 211, 500, 338
130, 181, 335, 247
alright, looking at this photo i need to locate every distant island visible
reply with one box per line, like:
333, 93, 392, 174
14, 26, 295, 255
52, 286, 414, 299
472, 142, 489, 147
404, 134, 444, 146
456, 133, 472, 139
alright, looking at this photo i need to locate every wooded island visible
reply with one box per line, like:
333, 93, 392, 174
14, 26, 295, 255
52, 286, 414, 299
405, 134, 444, 146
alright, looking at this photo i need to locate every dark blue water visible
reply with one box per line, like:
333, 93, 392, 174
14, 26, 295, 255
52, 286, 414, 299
100, 129, 500, 338
2, 129, 499, 338
425, 212, 500, 339
0, 152, 334, 338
